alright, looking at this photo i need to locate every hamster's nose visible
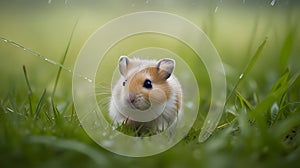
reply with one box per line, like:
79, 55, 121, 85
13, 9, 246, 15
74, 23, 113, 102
127, 93, 136, 103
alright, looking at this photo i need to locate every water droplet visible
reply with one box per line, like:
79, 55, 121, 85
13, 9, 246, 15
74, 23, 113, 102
3, 39, 8, 43
270, 0, 276, 6
239, 73, 244, 79
48, 0, 52, 4
6, 107, 14, 113
271, 102, 279, 121
47, 59, 59, 66
186, 102, 194, 109
83, 77, 93, 83
207, 120, 211, 124
214, 6, 219, 13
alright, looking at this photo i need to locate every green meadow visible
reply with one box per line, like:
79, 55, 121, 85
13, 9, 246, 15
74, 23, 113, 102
0, 1, 300, 167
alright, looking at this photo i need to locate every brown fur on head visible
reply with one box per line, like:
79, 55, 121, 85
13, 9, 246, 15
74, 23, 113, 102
118, 56, 175, 110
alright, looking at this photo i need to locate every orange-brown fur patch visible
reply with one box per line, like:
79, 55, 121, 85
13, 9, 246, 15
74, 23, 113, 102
127, 67, 172, 101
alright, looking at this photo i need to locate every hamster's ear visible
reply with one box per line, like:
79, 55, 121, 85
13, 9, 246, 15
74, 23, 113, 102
157, 58, 175, 80
119, 56, 129, 76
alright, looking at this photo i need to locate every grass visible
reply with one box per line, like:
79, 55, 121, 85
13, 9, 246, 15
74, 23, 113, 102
1, 2, 300, 168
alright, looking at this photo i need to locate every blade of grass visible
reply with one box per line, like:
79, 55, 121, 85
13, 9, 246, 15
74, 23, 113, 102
51, 19, 79, 99
236, 91, 255, 112
217, 38, 268, 132
246, 12, 260, 58
0, 36, 73, 74
273, 72, 300, 125
22, 65, 33, 116
226, 37, 268, 103
271, 108, 300, 139
279, 26, 297, 73
50, 19, 79, 125
51, 99, 61, 123
251, 71, 290, 130
33, 89, 47, 120
70, 103, 75, 123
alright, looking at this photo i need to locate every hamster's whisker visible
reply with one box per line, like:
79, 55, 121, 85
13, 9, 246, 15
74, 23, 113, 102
94, 82, 111, 90
95, 92, 111, 96
97, 97, 110, 105
94, 81, 110, 86
94, 87, 111, 91
98, 99, 110, 106
97, 97, 110, 103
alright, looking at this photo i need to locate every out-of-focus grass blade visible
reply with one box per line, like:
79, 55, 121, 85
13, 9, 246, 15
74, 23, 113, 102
279, 27, 297, 72
226, 37, 268, 103
51, 19, 79, 99
33, 89, 47, 120
246, 14, 260, 58
28, 136, 109, 167
271, 108, 300, 139
22, 65, 33, 116
199, 38, 268, 142
251, 71, 290, 130
236, 91, 254, 111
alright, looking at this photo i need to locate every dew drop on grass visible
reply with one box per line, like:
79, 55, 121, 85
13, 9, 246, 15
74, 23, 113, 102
214, 6, 219, 13
271, 102, 279, 122
83, 77, 93, 83
6, 107, 14, 113
239, 73, 244, 79
47, 59, 59, 66
271, 0, 276, 6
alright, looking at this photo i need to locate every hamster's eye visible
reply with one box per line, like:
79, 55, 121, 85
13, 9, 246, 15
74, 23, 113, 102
143, 79, 152, 89
122, 80, 127, 86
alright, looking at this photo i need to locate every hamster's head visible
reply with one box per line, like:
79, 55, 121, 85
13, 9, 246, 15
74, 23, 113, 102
117, 56, 175, 111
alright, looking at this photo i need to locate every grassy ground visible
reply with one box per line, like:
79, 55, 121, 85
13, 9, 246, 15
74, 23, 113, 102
1, 1, 300, 168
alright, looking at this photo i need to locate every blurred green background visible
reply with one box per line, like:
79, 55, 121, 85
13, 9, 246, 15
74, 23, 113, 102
1, 0, 299, 95
0, 0, 300, 167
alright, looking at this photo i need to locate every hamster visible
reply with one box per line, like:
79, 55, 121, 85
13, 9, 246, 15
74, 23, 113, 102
109, 56, 182, 134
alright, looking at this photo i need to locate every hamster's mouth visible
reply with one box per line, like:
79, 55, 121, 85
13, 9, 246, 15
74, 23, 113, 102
128, 101, 150, 111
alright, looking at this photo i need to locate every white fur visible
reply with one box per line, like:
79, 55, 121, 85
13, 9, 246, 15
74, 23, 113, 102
109, 57, 182, 132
